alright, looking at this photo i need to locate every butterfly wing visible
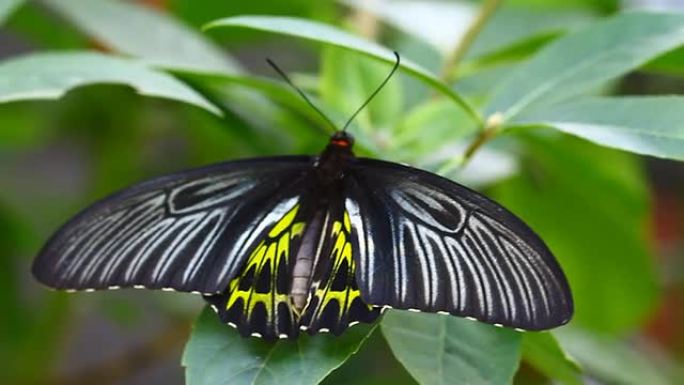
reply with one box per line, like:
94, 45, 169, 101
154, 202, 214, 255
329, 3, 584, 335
203, 200, 310, 340
298, 202, 381, 336
345, 158, 573, 330
32, 156, 314, 295
204, 189, 380, 339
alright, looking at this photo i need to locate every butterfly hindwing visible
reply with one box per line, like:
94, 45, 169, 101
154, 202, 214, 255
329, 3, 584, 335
204, 202, 308, 340
300, 206, 381, 335
346, 158, 573, 330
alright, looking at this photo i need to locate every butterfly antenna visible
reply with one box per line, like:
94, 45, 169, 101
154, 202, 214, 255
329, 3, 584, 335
266, 58, 337, 133
342, 51, 401, 132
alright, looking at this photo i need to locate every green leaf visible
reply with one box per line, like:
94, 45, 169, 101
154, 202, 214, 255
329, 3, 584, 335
0, 0, 23, 24
555, 328, 673, 385
459, 31, 563, 75
183, 308, 376, 385
320, 47, 403, 132
491, 134, 658, 334
466, 6, 593, 61
0, 52, 221, 115
3, 2, 89, 49
204, 15, 481, 124
512, 96, 684, 160
381, 311, 522, 385
392, 98, 476, 159
486, 11, 684, 120
43, 0, 240, 73
522, 332, 582, 385
643, 45, 684, 76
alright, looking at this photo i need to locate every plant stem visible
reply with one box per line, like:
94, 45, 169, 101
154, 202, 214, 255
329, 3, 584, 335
436, 113, 504, 176
462, 112, 503, 165
441, 0, 505, 83
350, 0, 380, 39
436, 0, 507, 173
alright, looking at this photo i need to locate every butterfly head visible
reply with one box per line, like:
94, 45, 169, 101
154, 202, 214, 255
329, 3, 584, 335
330, 131, 354, 149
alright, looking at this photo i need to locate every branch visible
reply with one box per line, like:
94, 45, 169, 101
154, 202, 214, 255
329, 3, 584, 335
462, 112, 503, 165
349, 0, 380, 39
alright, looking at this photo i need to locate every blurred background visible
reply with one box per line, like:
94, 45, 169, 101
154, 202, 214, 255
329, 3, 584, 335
1, 0, 684, 384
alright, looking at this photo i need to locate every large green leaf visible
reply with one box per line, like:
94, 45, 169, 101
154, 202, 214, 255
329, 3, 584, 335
381, 311, 521, 385
486, 11, 684, 120
466, 6, 592, 61
512, 96, 684, 160
555, 328, 673, 385
204, 15, 481, 124
491, 134, 657, 334
0, 52, 220, 115
522, 332, 582, 385
0, 0, 22, 24
183, 308, 375, 385
43, 0, 239, 73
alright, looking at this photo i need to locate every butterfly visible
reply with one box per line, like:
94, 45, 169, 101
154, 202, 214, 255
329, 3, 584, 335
32, 52, 573, 341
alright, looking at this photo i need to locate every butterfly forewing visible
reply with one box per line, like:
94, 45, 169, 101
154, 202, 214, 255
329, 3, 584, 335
346, 158, 573, 330
32, 156, 313, 294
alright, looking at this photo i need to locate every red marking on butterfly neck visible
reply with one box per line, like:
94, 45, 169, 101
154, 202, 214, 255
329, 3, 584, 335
331, 138, 350, 148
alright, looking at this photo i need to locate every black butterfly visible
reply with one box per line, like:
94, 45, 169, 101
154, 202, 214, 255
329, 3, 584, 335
32, 53, 573, 341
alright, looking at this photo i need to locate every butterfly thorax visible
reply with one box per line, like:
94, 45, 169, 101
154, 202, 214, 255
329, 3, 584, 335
315, 131, 355, 184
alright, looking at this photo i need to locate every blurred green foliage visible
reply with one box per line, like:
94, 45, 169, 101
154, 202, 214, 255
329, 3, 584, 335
1, 0, 684, 384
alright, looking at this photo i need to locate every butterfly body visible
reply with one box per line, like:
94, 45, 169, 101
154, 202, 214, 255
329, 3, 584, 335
33, 130, 573, 340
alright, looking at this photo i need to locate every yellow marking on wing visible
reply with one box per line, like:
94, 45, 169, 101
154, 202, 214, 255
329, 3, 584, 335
291, 222, 304, 238
226, 203, 305, 322
269, 204, 300, 237
311, 212, 370, 321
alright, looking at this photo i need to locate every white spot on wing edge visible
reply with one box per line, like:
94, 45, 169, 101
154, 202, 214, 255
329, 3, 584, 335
278, 333, 289, 339
250, 332, 262, 338
380, 305, 393, 314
